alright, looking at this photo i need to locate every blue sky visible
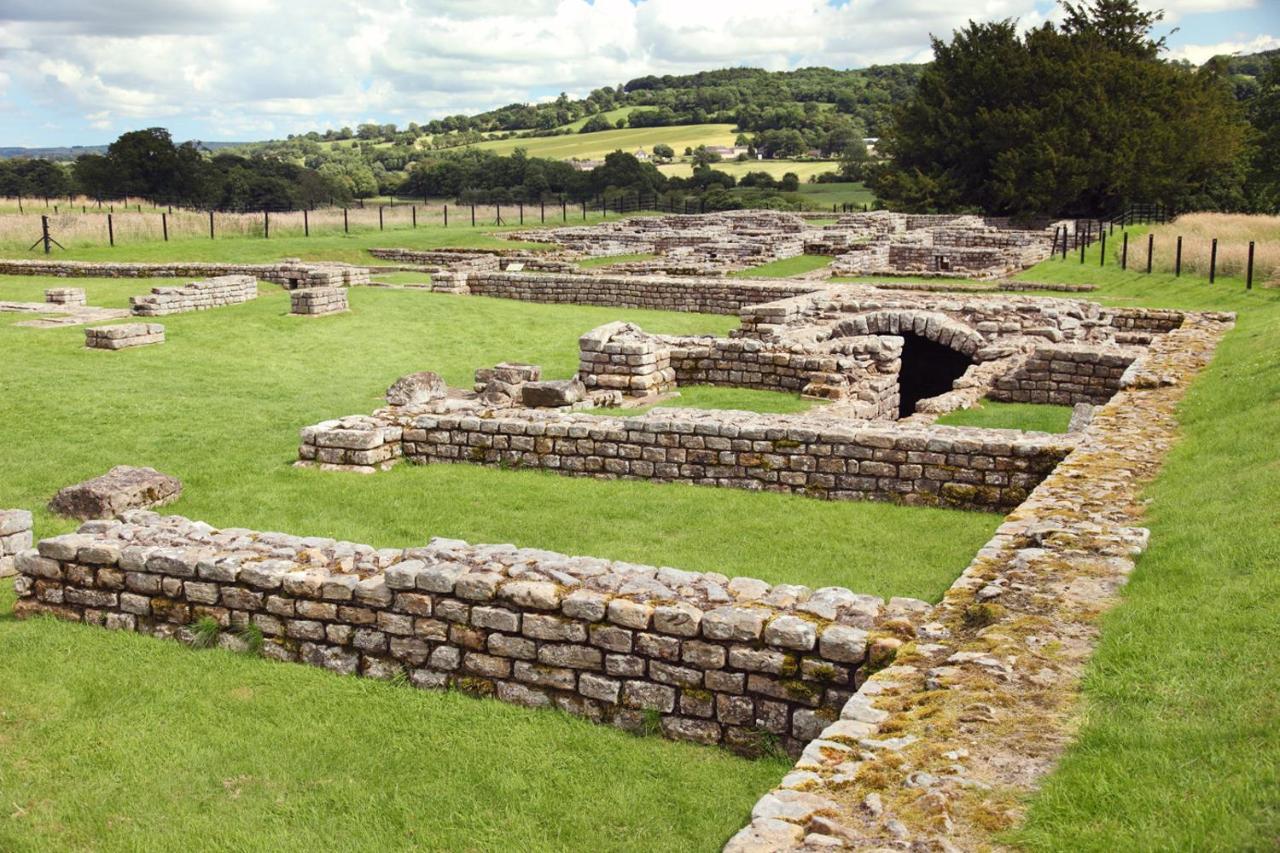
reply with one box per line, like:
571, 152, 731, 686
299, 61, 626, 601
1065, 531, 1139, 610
0, 0, 1275, 148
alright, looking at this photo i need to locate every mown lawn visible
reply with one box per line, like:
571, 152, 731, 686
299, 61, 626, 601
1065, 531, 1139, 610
732, 254, 834, 278
1007, 258, 1280, 850
937, 401, 1073, 433
0, 274, 1005, 851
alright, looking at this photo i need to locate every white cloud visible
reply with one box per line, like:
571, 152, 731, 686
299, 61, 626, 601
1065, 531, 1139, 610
1168, 32, 1280, 63
0, 0, 1268, 146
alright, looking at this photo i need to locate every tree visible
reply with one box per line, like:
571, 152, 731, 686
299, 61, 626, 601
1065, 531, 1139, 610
1244, 56, 1280, 210
579, 114, 613, 134
652, 143, 675, 162
690, 145, 722, 168
838, 139, 871, 181
870, 0, 1251, 214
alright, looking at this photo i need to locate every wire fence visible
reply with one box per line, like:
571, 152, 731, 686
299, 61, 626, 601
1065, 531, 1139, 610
0, 192, 724, 252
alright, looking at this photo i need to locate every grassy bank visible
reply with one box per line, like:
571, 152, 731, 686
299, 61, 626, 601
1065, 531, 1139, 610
1007, 259, 1280, 850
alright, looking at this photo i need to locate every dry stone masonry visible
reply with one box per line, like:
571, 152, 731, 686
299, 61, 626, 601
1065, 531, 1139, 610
84, 323, 165, 351
289, 287, 348, 316
11, 511, 927, 755
0, 509, 33, 578
44, 287, 86, 306
0, 258, 371, 287
129, 275, 258, 316
49, 466, 183, 520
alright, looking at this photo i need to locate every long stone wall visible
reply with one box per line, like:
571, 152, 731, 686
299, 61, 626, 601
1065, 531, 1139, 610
130, 275, 258, 316
398, 410, 1074, 511
433, 270, 814, 315
0, 259, 369, 288
12, 511, 926, 755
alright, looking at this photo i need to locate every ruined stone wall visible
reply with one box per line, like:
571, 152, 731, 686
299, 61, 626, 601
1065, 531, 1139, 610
0, 259, 368, 286
129, 275, 258, 316
437, 270, 814, 315
399, 410, 1073, 511
12, 511, 920, 755
988, 345, 1138, 405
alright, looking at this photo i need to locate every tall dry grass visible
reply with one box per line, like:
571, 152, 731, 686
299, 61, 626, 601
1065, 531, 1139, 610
1123, 213, 1280, 286
0, 201, 544, 250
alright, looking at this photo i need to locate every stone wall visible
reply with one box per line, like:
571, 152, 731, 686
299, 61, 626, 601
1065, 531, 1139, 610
989, 344, 1138, 405
130, 275, 258, 316
578, 322, 676, 397
433, 270, 813, 315
11, 511, 924, 755
290, 287, 348, 316
0, 259, 369, 288
400, 409, 1074, 511
0, 509, 33, 578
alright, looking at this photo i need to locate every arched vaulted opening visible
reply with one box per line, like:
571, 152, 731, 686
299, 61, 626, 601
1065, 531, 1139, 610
897, 333, 974, 417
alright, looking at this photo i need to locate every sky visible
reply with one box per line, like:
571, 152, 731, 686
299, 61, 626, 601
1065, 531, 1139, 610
0, 0, 1276, 148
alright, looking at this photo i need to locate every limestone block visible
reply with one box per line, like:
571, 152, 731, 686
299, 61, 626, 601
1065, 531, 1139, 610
49, 466, 182, 520
386, 371, 447, 408
521, 378, 586, 408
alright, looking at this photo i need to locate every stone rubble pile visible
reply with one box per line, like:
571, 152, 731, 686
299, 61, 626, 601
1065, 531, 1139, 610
289, 287, 348, 316
130, 275, 257, 316
84, 323, 165, 350
12, 510, 930, 754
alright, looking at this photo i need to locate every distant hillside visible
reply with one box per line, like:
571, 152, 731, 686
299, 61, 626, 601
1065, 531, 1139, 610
0, 141, 247, 162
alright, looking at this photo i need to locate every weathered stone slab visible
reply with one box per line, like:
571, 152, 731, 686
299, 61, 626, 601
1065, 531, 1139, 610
521, 378, 586, 408
386, 372, 448, 408
49, 466, 182, 520
85, 323, 165, 350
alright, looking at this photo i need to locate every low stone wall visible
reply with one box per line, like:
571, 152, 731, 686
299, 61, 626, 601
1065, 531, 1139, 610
290, 287, 348, 316
85, 323, 165, 350
400, 410, 1074, 511
130, 275, 258, 316
0, 509, 32, 578
434, 270, 814, 315
989, 344, 1138, 405
0, 259, 369, 289
578, 322, 676, 397
299, 416, 404, 474
11, 511, 925, 755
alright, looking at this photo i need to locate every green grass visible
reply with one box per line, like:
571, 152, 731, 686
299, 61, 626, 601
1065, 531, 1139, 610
1001, 258, 1280, 850
657, 160, 839, 182
732, 254, 834, 278
936, 401, 1073, 433
575, 252, 658, 269
0, 579, 790, 851
793, 182, 876, 209
586, 386, 818, 418
0, 277, 995, 600
470, 124, 737, 161
558, 106, 654, 132
370, 271, 433, 286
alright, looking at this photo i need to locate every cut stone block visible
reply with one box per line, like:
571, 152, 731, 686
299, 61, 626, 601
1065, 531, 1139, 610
521, 378, 586, 408
386, 371, 448, 407
46, 287, 87, 306
85, 323, 165, 350
49, 466, 183, 520
289, 287, 348, 316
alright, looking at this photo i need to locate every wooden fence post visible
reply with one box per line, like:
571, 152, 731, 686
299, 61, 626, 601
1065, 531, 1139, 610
209, 210, 215, 239
471, 204, 476, 227
108, 213, 114, 247
1210, 238, 1218, 284
162, 212, 168, 242
378, 206, 384, 230
1121, 232, 1128, 270
444, 204, 448, 227
1175, 236, 1182, 276
1146, 234, 1153, 274
344, 207, 349, 233
304, 209, 310, 237
1246, 241, 1255, 290
1100, 231, 1106, 266
264, 210, 270, 239
411, 205, 416, 228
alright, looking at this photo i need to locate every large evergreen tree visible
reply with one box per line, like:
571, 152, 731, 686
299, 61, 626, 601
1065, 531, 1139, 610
870, 0, 1250, 215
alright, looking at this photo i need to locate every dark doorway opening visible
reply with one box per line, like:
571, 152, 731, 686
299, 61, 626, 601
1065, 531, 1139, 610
897, 333, 973, 418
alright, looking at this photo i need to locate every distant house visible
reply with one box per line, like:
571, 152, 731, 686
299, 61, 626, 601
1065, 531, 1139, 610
862, 137, 880, 156
633, 148, 650, 161
571, 159, 604, 171
705, 145, 750, 159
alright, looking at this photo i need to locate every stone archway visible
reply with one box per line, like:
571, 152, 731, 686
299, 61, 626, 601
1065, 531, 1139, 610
825, 310, 985, 417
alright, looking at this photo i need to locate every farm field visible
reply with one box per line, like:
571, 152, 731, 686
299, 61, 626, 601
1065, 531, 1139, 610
659, 159, 840, 182
469, 123, 737, 160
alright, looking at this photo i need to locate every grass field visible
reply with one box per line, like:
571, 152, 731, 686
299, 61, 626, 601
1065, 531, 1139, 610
470, 124, 737, 161
936, 401, 1073, 433
0, 230, 1276, 849
575, 252, 658, 269
793, 182, 876, 209
658, 160, 839, 182
1003, 257, 1280, 851
732, 254, 834, 278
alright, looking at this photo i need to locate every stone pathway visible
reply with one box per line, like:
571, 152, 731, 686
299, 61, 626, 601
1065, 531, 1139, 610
0, 301, 130, 328
725, 311, 1234, 851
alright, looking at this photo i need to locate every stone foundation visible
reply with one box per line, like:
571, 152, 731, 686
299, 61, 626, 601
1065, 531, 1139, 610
401, 410, 1074, 511
578, 322, 676, 397
0, 259, 370, 286
0, 509, 33, 578
45, 287, 86, 306
290, 287, 348, 316
85, 323, 165, 350
12, 511, 928, 755
130, 276, 257, 316
989, 344, 1139, 405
